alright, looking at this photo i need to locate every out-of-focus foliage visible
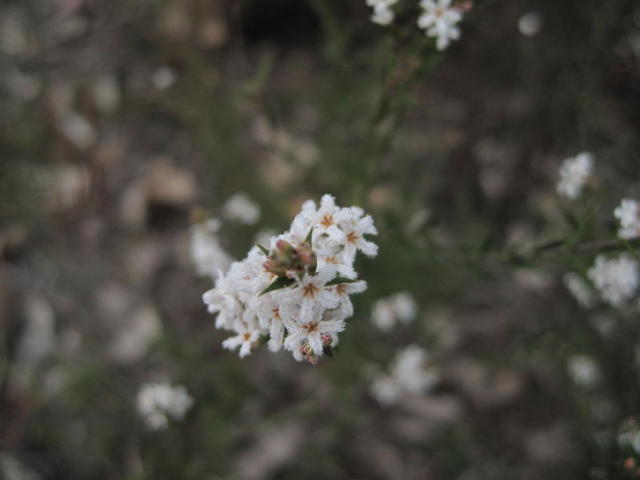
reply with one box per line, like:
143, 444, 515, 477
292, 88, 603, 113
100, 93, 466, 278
2, 0, 640, 479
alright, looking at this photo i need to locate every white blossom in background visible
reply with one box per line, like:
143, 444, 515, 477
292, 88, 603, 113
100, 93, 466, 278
222, 192, 260, 225
151, 66, 177, 91
203, 194, 377, 364
518, 11, 542, 37
614, 198, 640, 240
136, 382, 193, 430
563, 272, 596, 309
587, 254, 639, 307
190, 218, 233, 279
371, 345, 438, 405
371, 292, 417, 331
418, 0, 463, 50
556, 152, 594, 200
367, 0, 398, 26
567, 355, 600, 388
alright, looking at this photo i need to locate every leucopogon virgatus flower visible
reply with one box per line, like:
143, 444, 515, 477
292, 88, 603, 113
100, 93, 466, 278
222, 192, 260, 225
614, 198, 640, 240
567, 354, 601, 388
556, 151, 594, 200
587, 254, 639, 307
202, 194, 378, 364
366, 0, 399, 26
190, 217, 233, 280
136, 382, 193, 430
370, 345, 438, 405
371, 292, 417, 331
418, 0, 464, 50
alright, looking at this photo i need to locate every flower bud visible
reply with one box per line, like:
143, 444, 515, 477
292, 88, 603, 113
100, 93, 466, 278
295, 242, 317, 267
264, 240, 317, 277
625, 458, 636, 472
299, 343, 319, 365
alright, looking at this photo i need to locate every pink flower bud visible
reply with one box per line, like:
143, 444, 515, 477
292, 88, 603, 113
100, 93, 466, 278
321, 333, 333, 346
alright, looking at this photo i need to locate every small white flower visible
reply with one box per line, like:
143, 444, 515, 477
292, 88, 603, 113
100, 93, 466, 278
295, 194, 347, 246
392, 345, 437, 393
556, 152, 594, 200
418, 0, 463, 51
222, 325, 260, 358
614, 198, 640, 240
222, 193, 260, 225
372, 292, 417, 331
518, 11, 542, 37
370, 345, 438, 405
370, 374, 401, 405
563, 272, 596, 309
339, 207, 379, 259
371, 6, 394, 26
136, 382, 193, 430
284, 315, 345, 357
588, 254, 639, 307
567, 355, 600, 388
254, 291, 288, 352
367, 0, 398, 26
190, 218, 232, 279
331, 280, 368, 319
290, 268, 341, 324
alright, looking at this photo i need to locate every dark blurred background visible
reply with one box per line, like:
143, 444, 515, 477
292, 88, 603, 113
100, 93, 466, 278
1, 0, 640, 479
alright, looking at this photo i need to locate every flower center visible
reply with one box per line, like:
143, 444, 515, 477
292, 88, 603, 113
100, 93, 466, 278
320, 214, 334, 228
435, 7, 444, 17
242, 332, 252, 341
346, 231, 359, 244
272, 307, 281, 319
303, 322, 319, 333
302, 283, 319, 298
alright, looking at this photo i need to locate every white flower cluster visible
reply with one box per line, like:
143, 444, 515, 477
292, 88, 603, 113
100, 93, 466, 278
371, 292, 417, 331
418, 0, 463, 50
190, 218, 233, 279
202, 195, 378, 364
556, 152, 594, 200
587, 254, 639, 307
366, 0, 465, 50
366, 0, 398, 26
614, 198, 640, 240
136, 382, 193, 430
370, 345, 437, 405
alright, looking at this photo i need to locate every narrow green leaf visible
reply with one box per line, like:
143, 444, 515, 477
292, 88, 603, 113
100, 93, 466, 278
260, 276, 295, 296
323, 345, 333, 358
325, 276, 359, 286
256, 243, 270, 255
305, 227, 313, 248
